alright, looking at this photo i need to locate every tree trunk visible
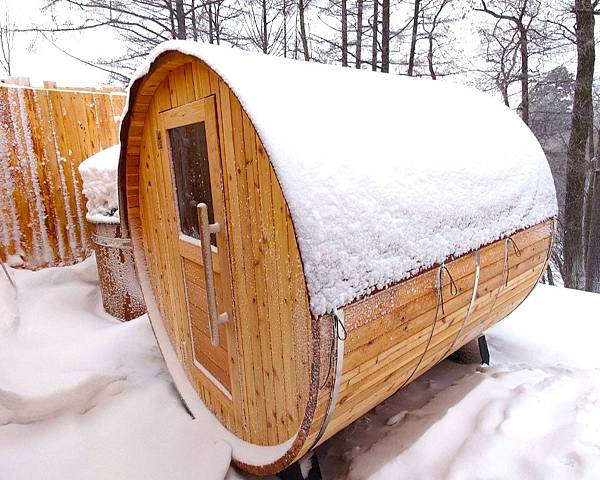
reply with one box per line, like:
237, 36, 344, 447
500, 84, 510, 107
564, 0, 595, 289
175, 0, 186, 40
583, 123, 596, 259
191, 0, 198, 41
356, 0, 363, 68
427, 33, 435, 79
298, 0, 310, 60
168, 2, 177, 39
585, 167, 600, 292
372, 0, 379, 71
546, 265, 555, 286
262, 0, 268, 53
208, 3, 214, 44
283, 0, 288, 57
407, 0, 420, 76
342, 0, 348, 66
381, 0, 390, 72
519, 24, 529, 125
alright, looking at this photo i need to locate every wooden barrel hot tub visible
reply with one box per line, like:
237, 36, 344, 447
90, 221, 146, 321
117, 42, 557, 475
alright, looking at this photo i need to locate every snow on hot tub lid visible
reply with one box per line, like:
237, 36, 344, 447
127, 41, 558, 317
79, 144, 121, 225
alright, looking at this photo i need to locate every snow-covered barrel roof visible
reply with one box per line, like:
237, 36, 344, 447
126, 41, 557, 317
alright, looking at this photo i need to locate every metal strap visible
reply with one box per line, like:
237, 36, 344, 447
312, 307, 346, 448
488, 235, 521, 316
488, 238, 510, 315
477, 222, 555, 338
443, 249, 481, 358
91, 233, 133, 250
400, 263, 457, 389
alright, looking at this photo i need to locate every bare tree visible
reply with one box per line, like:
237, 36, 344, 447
0, 3, 15, 76
40, 0, 241, 76
479, 22, 520, 106
298, 0, 310, 59
421, 0, 451, 79
564, 0, 596, 289
341, 0, 348, 65
242, 0, 286, 54
475, 0, 544, 126
371, 0, 379, 72
407, 0, 420, 76
380, 0, 389, 72
586, 164, 600, 291
355, 0, 363, 68
371, 0, 379, 70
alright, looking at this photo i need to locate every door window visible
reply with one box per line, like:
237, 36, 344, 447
168, 121, 217, 246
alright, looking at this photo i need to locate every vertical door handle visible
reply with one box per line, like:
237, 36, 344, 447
197, 203, 229, 346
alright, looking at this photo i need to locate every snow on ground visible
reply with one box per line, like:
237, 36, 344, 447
319, 286, 600, 480
1, 259, 599, 479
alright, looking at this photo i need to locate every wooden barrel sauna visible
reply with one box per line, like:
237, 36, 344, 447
118, 41, 557, 475
90, 221, 146, 321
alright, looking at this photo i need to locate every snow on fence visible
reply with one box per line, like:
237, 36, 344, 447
0, 80, 126, 269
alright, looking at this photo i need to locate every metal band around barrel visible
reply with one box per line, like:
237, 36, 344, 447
488, 238, 511, 315
399, 264, 446, 390
475, 219, 556, 339
443, 249, 481, 358
91, 233, 133, 250
312, 307, 346, 449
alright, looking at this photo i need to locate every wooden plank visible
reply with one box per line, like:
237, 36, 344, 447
0, 83, 125, 269
228, 87, 272, 444
344, 233, 551, 357
317, 246, 548, 439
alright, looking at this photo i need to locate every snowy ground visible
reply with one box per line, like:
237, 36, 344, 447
1, 258, 599, 480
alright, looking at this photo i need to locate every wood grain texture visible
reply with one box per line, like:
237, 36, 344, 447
0, 83, 125, 269
119, 50, 555, 476
122, 56, 313, 455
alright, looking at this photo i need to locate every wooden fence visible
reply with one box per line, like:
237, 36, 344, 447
0, 81, 126, 269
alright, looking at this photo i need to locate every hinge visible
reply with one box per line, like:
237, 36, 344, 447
156, 129, 162, 149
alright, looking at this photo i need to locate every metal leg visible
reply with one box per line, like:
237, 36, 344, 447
450, 335, 490, 365
478, 335, 490, 365
277, 454, 322, 480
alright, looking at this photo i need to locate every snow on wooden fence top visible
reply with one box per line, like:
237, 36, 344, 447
128, 40, 558, 316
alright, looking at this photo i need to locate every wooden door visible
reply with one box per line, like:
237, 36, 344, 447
158, 96, 233, 393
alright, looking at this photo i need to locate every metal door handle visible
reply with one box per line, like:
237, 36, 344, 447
197, 203, 229, 346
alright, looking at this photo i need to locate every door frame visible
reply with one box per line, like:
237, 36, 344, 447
157, 95, 236, 396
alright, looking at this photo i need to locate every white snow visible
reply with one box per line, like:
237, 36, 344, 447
1, 260, 599, 479
318, 285, 600, 480
126, 41, 558, 316
78, 144, 120, 224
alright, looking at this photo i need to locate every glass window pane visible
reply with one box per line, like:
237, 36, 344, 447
168, 121, 217, 246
